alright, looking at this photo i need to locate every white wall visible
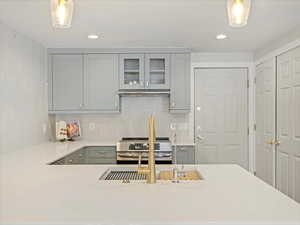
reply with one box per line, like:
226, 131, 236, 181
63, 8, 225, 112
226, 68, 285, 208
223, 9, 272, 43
255, 25, 300, 62
0, 22, 48, 154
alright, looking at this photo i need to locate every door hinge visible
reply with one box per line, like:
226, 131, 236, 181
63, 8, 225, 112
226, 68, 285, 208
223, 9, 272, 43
254, 77, 257, 85
254, 124, 257, 131
247, 127, 250, 135
247, 79, 250, 88
254, 171, 257, 176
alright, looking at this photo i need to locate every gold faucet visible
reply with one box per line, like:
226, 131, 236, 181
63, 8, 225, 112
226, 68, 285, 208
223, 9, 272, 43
137, 115, 156, 184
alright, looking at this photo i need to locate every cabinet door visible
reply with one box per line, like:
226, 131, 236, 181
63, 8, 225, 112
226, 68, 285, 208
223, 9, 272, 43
173, 146, 195, 164
170, 54, 191, 113
119, 54, 145, 89
145, 54, 170, 89
52, 55, 83, 111
85, 146, 117, 164
85, 54, 119, 111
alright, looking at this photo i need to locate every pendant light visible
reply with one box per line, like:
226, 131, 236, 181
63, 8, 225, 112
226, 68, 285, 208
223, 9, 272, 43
227, 0, 251, 27
51, 0, 74, 28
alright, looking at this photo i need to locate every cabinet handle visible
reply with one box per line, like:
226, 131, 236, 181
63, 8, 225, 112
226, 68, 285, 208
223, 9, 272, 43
146, 81, 149, 87
172, 102, 175, 107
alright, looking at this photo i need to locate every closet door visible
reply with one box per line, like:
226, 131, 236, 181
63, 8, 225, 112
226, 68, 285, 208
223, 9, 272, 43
277, 46, 300, 203
255, 59, 276, 186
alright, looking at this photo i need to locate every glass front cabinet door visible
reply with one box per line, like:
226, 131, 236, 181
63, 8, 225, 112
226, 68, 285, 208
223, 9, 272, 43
119, 54, 145, 89
145, 54, 170, 89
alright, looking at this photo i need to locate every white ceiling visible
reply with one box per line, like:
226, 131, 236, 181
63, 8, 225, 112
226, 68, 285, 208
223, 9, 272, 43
0, 0, 299, 52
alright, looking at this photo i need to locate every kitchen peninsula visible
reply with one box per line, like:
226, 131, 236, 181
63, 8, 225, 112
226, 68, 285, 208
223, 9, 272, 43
0, 141, 299, 225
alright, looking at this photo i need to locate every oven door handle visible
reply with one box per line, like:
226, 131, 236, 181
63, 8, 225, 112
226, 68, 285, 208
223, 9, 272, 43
118, 153, 171, 158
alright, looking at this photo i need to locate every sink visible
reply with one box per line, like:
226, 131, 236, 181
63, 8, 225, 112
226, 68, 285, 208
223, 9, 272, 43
99, 167, 204, 183
100, 167, 147, 181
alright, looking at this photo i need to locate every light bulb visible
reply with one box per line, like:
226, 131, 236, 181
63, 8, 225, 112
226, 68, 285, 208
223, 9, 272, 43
227, 0, 251, 27
57, 1, 66, 25
51, 0, 74, 29
232, 0, 244, 25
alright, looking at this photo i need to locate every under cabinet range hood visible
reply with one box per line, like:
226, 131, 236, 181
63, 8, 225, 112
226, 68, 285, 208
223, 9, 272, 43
118, 89, 170, 96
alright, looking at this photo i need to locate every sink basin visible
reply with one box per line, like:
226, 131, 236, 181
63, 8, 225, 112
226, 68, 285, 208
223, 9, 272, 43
99, 167, 203, 183
100, 167, 147, 181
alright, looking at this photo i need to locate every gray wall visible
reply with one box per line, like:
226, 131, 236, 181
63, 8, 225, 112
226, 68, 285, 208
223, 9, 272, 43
56, 96, 194, 144
0, 22, 48, 153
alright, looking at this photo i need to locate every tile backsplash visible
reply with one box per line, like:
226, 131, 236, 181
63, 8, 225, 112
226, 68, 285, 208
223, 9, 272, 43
55, 96, 194, 144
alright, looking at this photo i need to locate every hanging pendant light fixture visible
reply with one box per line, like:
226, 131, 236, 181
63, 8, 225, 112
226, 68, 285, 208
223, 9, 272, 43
227, 0, 251, 27
51, 0, 74, 28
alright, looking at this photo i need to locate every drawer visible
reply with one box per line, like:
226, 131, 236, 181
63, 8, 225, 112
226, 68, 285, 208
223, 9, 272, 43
83, 146, 116, 151
86, 150, 116, 159
85, 158, 116, 164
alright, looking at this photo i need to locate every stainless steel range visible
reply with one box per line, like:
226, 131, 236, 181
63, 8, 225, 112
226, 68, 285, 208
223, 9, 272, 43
117, 137, 172, 164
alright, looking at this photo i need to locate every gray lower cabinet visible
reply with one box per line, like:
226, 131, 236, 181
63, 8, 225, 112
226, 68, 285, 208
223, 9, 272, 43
173, 146, 195, 164
51, 146, 117, 165
64, 149, 86, 164
52, 55, 84, 111
170, 54, 191, 113
85, 146, 116, 164
84, 54, 119, 112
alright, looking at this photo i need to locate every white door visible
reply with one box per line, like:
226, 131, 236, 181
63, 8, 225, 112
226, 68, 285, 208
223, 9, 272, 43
255, 59, 276, 186
277, 46, 300, 203
194, 68, 249, 169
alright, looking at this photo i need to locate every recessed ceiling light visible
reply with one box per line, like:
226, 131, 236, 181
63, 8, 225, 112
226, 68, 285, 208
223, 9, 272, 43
216, 34, 227, 40
88, 34, 99, 39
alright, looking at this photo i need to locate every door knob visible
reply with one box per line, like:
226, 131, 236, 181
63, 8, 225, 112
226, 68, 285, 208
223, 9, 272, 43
274, 140, 281, 145
266, 140, 280, 145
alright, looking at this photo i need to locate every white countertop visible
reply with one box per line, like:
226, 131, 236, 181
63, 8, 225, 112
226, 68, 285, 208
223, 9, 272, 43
0, 141, 299, 225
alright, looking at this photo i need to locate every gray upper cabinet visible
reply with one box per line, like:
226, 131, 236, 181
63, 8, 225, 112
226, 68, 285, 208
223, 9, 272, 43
145, 54, 170, 89
119, 54, 145, 89
52, 55, 84, 111
85, 54, 119, 112
48, 50, 191, 114
170, 54, 191, 113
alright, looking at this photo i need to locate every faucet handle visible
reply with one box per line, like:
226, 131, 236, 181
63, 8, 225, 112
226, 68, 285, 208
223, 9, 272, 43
138, 153, 142, 168
138, 152, 146, 170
